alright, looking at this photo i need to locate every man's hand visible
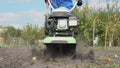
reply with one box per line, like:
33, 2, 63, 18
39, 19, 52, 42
45, 0, 49, 8
77, 0, 82, 6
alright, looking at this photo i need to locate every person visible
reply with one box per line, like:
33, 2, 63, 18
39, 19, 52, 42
45, 0, 82, 10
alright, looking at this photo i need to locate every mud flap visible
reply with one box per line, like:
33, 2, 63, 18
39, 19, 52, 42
43, 37, 76, 44
43, 37, 77, 58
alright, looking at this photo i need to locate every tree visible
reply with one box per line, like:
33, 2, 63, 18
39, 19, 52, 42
21, 24, 40, 45
73, 0, 120, 46
37, 27, 46, 39
3, 26, 21, 37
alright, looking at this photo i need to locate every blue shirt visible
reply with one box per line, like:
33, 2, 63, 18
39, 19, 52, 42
51, 0, 73, 10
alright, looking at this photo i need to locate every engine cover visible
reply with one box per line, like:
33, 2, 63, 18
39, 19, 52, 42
44, 11, 79, 36
57, 19, 68, 30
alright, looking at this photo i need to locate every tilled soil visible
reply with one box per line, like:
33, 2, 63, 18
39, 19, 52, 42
0, 45, 120, 68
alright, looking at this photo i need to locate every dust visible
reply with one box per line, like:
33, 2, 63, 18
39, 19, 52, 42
74, 45, 95, 62
0, 45, 120, 68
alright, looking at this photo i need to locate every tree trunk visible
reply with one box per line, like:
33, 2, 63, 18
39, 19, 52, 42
93, 19, 95, 46
105, 24, 108, 47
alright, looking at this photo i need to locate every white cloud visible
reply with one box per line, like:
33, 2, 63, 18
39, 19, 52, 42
10, 24, 23, 29
87, 0, 105, 9
0, 13, 22, 23
87, 0, 120, 9
26, 10, 46, 26
0, 10, 46, 28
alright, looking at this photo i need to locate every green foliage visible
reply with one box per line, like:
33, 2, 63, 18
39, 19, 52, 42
3, 26, 21, 37
109, 63, 119, 68
74, 0, 120, 46
38, 27, 46, 39
21, 24, 45, 45
21, 24, 37, 45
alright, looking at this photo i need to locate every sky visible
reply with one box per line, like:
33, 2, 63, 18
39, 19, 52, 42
0, 0, 48, 28
0, 0, 120, 29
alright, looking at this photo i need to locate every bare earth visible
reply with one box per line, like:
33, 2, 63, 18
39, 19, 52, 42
0, 45, 120, 68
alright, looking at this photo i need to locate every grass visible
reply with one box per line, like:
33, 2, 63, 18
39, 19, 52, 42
0, 44, 7, 48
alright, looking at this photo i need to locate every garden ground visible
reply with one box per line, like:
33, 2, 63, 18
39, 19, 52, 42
0, 44, 120, 68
